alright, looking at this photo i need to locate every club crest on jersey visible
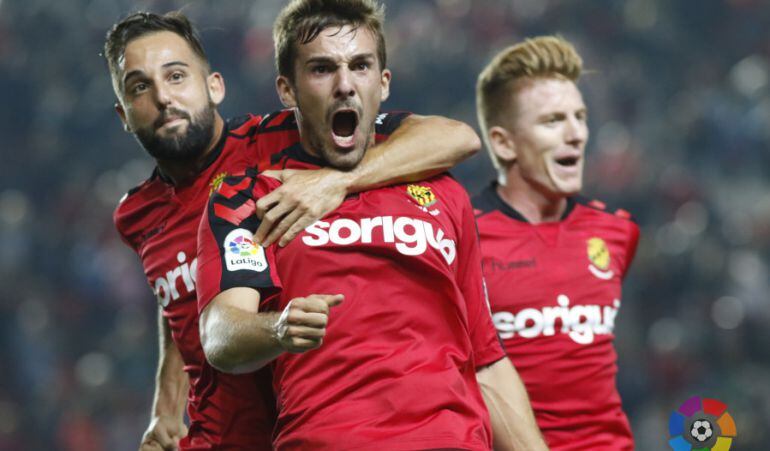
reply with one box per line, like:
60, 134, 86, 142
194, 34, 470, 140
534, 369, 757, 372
224, 228, 268, 272
587, 237, 614, 280
406, 184, 440, 216
209, 172, 228, 196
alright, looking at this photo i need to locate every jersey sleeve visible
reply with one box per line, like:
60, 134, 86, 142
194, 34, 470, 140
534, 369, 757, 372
374, 111, 412, 138
453, 186, 506, 369
196, 173, 282, 313
621, 220, 641, 278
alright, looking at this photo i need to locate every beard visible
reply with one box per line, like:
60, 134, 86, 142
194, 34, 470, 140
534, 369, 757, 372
133, 104, 216, 162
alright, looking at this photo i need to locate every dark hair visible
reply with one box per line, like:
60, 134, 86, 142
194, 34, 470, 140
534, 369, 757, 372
273, 0, 387, 80
104, 11, 209, 92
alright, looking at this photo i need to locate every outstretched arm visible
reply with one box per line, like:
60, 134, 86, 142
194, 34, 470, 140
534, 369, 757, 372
476, 358, 549, 451
139, 308, 189, 451
254, 114, 481, 246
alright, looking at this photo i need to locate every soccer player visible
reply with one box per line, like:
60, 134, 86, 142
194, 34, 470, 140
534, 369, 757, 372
104, 11, 482, 450
474, 35, 640, 450
197, 1, 547, 450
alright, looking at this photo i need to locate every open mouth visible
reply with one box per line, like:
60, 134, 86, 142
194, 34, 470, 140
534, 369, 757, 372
331, 110, 359, 148
555, 156, 580, 167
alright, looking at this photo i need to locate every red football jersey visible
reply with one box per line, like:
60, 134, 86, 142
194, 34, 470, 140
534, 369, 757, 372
472, 184, 639, 451
114, 110, 408, 449
197, 150, 504, 450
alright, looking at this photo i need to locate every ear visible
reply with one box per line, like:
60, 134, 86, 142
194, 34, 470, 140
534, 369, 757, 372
114, 102, 131, 133
487, 125, 517, 164
379, 68, 391, 102
275, 75, 297, 108
207, 72, 226, 105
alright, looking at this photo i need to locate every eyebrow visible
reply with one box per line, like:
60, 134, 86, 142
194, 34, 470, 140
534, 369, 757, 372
304, 52, 376, 66
122, 61, 190, 86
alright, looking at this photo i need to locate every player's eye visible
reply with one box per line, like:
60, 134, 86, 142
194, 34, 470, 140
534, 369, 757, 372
131, 82, 149, 94
576, 110, 588, 121
169, 71, 186, 83
352, 61, 370, 72
312, 65, 331, 74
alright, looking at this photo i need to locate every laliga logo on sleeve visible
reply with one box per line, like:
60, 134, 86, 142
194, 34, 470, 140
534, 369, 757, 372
668, 396, 736, 450
587, 237, 614, 280
224, 228, 267, 272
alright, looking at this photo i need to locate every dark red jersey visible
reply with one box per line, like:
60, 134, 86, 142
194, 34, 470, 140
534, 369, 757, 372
472, 183, 639, 451
197, 149, 504, 450
114, 110, 408, 449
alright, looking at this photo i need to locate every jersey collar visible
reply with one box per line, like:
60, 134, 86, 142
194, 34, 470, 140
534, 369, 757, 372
481, 182, 576, 223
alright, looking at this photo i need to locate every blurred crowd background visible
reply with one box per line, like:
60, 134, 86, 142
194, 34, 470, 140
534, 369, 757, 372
1, 0, 769, 449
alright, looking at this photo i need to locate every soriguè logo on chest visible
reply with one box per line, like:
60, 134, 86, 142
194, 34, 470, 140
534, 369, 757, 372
492, 294, 620, 344
301, 216, 456, 264
153, 251, 197, 307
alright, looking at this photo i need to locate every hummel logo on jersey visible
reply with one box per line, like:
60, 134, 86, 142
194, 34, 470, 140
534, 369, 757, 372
224, 228, 268, 272
154, 251, 197, 307
302, 216, 456, 264
492, 295, 621, 345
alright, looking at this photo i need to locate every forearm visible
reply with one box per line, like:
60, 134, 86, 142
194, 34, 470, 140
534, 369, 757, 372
476, 358, 548, 451
200, 290, 282, 374
346, 115, 481, 192
151, 309, 188, 419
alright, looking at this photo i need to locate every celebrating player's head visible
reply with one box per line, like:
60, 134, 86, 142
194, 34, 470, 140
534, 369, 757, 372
273, 0, 391, 170
477, 36, 588, 198
104, 11, 225, 162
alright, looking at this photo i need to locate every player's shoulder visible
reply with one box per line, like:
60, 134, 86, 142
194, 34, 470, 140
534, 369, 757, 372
254, 109, 298, 134
374, 111, 412, 136
225, 113, 263, 138
572, 195, 637, 224
114, 170, 168, 248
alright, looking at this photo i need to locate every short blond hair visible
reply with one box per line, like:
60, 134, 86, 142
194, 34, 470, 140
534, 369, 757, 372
476, 35, 583, 169
273, 0, 386, 81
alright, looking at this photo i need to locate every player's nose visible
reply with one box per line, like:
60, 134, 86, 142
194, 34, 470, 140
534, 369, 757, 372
333, 68, 355, 100
564, 115, 587, 147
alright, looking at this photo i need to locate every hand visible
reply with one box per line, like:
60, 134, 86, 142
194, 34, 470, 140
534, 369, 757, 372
274, 294, 344, 353
255, 168, 350, 247
139, 415, 188, 451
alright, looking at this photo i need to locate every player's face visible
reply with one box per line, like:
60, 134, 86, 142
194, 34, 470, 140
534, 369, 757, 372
277, 25, 391, 170
114, 31, 224, 161
508, 77, 588, 197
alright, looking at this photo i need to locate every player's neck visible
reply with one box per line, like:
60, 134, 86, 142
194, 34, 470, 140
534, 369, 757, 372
156, 114, 225, 186
497, 173, 567, 224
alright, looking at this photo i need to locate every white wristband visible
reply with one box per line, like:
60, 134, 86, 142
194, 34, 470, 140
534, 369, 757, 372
273, 300, 293, 341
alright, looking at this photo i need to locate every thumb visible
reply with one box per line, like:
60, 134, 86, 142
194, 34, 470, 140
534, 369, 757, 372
260, 169, 284, 181
324, 294, 344, 308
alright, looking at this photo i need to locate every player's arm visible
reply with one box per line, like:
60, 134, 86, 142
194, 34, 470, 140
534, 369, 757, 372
199, 288, 343, 374
139, 308, 189, 451
476, 359, 548, 451
197, 175, 343, 374
255, 114, 481, 246
451, 191, 547, 451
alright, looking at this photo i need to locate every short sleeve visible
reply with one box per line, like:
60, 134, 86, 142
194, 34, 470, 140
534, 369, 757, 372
453, 186, 506, 368
374, 111, 412, 139
196, 174, 282, 313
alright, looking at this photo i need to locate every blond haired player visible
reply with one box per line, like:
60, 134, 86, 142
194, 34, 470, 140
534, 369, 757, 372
473, 35, 639, 450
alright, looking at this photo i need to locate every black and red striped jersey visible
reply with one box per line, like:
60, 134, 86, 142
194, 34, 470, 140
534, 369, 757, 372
114, 110, 408, 450
472, 183, 639, 451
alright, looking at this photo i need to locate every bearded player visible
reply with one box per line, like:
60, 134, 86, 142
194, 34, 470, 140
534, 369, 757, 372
196, 0, 547, 450
473, 35, 639, 450
104, 11, 481, 450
